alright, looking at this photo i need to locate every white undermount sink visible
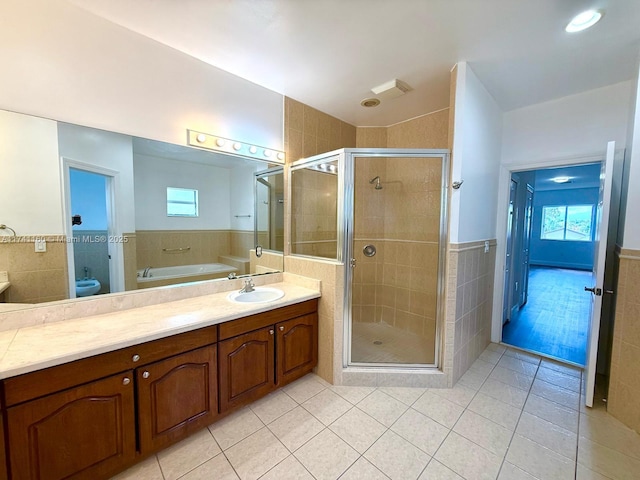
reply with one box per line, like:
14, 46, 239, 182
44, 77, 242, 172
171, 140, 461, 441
227, 286, 285, 304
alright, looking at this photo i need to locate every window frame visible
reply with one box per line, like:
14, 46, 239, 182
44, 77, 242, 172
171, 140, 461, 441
166, 187, 199, 217
540, 204, 595, 242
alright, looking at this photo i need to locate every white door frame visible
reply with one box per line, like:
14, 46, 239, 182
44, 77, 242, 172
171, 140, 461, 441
491, 152, 605, 343
60, 157, 124, 297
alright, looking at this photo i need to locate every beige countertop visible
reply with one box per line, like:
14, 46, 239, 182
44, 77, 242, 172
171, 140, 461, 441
0, 281, 320, 380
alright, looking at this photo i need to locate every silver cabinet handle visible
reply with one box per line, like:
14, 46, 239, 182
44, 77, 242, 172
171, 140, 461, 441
279, 326, 285, 331
122, 377, 131, 386
132, 354, 140, 362
269, 329, 274, 335
142, 371, 150, 379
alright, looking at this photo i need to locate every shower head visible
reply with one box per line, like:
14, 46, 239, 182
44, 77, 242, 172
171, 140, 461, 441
369, 176, 383, 190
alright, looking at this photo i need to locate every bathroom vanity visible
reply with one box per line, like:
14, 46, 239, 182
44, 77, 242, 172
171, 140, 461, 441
0, 281, 319, 480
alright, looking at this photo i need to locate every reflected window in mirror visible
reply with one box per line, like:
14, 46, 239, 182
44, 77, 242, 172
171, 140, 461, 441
167, 187, 199, 217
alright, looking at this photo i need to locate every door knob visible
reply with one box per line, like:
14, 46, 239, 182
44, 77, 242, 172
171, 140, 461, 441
584, 286, 602, 296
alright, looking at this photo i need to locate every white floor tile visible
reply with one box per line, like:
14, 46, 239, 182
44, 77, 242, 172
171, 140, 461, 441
456, 368, 489, 390
283, 374, 328, 404
430, 384, 477, 408
378, 386, 426, 405
497, 462, 539, 479
479, 378, 528, 409
157, 429, 222, 480
259, 455, 314, 480
497, 355, 539, 377
536, 367, 582, 393
356, 390, 409, 427
469, 358, 496, 376
179, 454, 239, 480
489, 366, 534, 391
224, 428, 289, 480
540, 358, 582, 378
479, 349, 503, 365
506, 434, 576, 480
453, 410, 513, 457
578, 435, 640, 480
364, 430, 431, 480
109, 456, 164, 480
575, 463, 612, 480
294, 429, 359, 480
339, 457, 390, 480
329, 406, 386, 454
523, 393, 578, 433
579, 410, 640, 461
250, 390, 298, 424
301, 388, 352, 426
502, 348, 542, 366
485, 343, 508, 354
530, 378, 580, 411
330, 385, 376, 405
390, 408, 449, 456
412, 391, 464, 429
434, 432, 502, 480
267, 406, 325, 452
418, 460, 464, 479
516, 412, 577, 460
467, 392, 522, 431
209, 407, 264, 450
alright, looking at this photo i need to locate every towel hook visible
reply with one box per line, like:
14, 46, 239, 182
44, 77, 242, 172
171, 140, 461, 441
452, 180, 464, 190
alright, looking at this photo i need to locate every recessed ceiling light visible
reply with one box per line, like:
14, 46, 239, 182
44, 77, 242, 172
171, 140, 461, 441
551, 176, 572, 184
565, 10, 603, 33
360, 98, 381, 108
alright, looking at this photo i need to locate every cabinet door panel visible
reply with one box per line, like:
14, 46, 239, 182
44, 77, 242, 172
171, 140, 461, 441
7, 372, 135, 480
137, 345, 218, 454
219, 327, 275, 412
277, 313, 318, 387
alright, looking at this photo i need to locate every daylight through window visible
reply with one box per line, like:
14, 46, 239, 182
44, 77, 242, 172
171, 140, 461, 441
167, 187, 199, 217
541, 204, 594, 241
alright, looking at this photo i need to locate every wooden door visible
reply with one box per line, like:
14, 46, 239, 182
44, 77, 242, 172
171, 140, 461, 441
276, 314, 318, 387
219, 326, 275, 412
137, 345, 218, 454
6, 372, 136, 480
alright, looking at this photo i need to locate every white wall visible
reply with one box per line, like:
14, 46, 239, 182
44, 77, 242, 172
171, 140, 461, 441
0, 110, 63, 235
0, 0, 283, 150
133, 155, 232, 231
450, 62, 503, 243
58, 123, 135, 234
502, 81, 633, 166
621, 66, 640, 250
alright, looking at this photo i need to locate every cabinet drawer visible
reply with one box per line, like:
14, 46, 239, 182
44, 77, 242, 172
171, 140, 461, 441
6, 371, 136, 480
3, 325, 218, 407
219, 299, 318, 340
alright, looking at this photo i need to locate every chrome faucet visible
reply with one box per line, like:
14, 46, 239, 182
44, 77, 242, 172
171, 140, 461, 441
239, 278, 255, 293
142, 266, 152, 278
227, 272, 237, 280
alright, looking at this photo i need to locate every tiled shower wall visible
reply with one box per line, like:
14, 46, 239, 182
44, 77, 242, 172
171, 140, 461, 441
608, 247, 640, 431
445, 241, 496, 385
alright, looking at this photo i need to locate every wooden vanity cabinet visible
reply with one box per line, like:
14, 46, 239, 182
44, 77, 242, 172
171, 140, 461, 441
6, 372, 136, 480
218, 299, 319, 414
137, 344, 218, 454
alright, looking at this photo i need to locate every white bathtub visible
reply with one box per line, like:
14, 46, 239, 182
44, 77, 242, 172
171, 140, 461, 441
137, 263, 238, 285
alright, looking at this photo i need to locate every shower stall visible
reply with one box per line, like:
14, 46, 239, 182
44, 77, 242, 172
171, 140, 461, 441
290, 148, 449, 368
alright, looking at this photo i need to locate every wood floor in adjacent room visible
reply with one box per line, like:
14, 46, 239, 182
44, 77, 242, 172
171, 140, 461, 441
502, 266, 591, 365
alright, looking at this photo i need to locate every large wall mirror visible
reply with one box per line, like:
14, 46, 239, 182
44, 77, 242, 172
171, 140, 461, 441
0, 109, 284, 310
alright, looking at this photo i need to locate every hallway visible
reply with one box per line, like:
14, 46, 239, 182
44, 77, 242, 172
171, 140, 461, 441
502, 267, 591, 365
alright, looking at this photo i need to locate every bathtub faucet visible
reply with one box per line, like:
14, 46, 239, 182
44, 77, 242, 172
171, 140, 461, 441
239, 278, 255, 293
142, 266, 152, 278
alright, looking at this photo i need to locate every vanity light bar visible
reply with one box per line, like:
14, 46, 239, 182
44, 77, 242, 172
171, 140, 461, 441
187, 130, 285, 163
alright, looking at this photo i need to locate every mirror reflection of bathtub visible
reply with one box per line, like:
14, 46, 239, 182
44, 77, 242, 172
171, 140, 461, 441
136, 263, 241, 289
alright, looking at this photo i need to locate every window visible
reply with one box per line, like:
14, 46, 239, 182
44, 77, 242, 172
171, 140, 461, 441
167, 187, 198, 217
541, 204, 594, 241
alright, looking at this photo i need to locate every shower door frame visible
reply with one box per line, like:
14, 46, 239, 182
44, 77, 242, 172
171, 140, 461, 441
342, 148, 450, 369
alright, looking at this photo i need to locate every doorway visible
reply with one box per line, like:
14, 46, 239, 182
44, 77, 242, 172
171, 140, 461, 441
501, 163, 602, 365
63, 160, 118, 299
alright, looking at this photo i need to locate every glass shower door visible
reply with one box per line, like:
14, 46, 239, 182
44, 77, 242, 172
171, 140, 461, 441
348, 152, 446, 366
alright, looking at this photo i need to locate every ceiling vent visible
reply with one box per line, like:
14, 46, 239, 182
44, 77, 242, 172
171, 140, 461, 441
371, 79, 412, 99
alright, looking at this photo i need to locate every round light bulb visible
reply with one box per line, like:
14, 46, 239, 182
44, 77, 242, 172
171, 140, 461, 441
215, 138, 225, 147
277, 152, 285, 161
263, 150, 272, 158
249, 146, 258, 154
233, 142, 242, 151
566, 10, 603, 32
196, 133, 206, 143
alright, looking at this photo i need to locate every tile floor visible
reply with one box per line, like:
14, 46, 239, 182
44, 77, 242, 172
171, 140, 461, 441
111, 343, 640, 480
351, 322, 434, 364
